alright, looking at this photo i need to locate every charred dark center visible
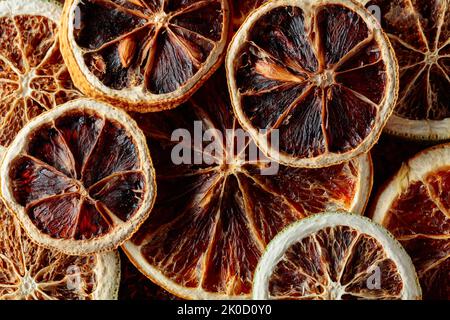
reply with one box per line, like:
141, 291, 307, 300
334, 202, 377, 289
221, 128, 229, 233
234, 4, 387, 158
73, 0, 225, 94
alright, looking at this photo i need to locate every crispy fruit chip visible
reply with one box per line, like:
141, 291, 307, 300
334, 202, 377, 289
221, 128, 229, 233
0, 99, 156, 255
361, 0, 450, 140
253, 213, 422, 300
60, 0, 230, 112
0, 0, 81, 147
123, 71, 373, 299
227, 0, 398, 168
372, 144, 450, 300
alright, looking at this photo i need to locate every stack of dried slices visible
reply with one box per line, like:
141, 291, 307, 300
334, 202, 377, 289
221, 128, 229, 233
0, 0, 447, 300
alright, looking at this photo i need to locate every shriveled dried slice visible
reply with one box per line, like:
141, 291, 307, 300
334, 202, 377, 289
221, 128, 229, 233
231, 0, 267, 31
372, 144, 450, 300
253, 212, 421, 300
60, 0, 230, 112
227, 0, 398, 168
0, 99, 156, 255
0, 0, 82, 147
359, 0, 450, 140
123, 70, 373, 299
0, 146, 120, 300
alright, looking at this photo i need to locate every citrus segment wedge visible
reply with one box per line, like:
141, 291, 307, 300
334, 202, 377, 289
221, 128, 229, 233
360, 0, 450, 140
372, 144, 450, 300
123, 70, 373, 299
60, 0, 230, 112
0, 99, 156, 255
226, 0, 398, 168
231, 0, 267, 31
253, 212, 421, 300
0, 0, 82, 147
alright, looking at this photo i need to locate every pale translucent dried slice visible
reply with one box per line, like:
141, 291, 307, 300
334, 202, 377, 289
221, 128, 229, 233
60, 0, 230, 112
359, 0, 450, 140
0, 147, 120, 300
123, 70, 373, 300
0, 0, 82, 147
227, 0, 398, 168
253, 213, 421, 300
0, 99, 156, 255
372, 143, 450, 300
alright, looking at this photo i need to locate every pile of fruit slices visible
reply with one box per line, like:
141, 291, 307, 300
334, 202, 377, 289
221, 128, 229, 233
0, 0, 447, 300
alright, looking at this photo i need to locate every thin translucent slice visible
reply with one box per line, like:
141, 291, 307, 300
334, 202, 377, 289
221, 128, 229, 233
335, 60, 387, 104
335, 39, 382, 73
426, 169, 450, 217
366, 0, 428, 52
27, 193, 81, 239
83, 119, 139, 187
147, 31, 198, 94
0, 58, 19, 81
14, 15, 58, 68
169, 25, 214, 65
74, 0, 148, 50
89, 171, 145, 222
0, 99, 28, 146
170, 1, 224, 42
389, 38, 426, 70
276, 87, 326, 158
0, 17, 26, 73
74, 199, 112, 240
0, 82, 18, 102
55, 111, 105, 178
325, 85, 377, 154
202, 176, 262, 295
316, 4, 370, 66
396, 65, 428, 119
400, 237, 449, 274
9, 155, 78, 207
247, 6, 318, 73
427, 64, 450, 120
25, 124, 76, 178
438, 5, 450, 48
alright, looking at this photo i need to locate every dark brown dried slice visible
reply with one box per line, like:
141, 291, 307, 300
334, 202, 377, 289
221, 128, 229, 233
372, 143, 450, 300
362, 0, 450, 140
1, 99, 156, 255
253, 213, 421, 300
227, 0, 398, 168
0, 0, 82, 147
60, 0, 230, 112
231, 0, 267, 31
122, 70, 373, 299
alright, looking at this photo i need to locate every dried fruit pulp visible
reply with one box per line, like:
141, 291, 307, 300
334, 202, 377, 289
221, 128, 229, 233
1, 100, 155, 255
362, 0, 450, 139
0, 0, 81, 147
62, 0, 230, 110
123, 70, 372, 299
227, 0, 398, 168
372, 144, 450, 300
0, 200, 120, 300
253, 213, 421, 300
231, 0, 267, 30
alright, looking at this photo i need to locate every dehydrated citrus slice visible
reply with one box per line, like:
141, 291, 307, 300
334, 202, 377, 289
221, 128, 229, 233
60, 0, 230, 112
123, 70, 373, 299
231, 0, 267, 31
360, 0, 450, 140
0, 146, 120, 300
253, 212, 421, 300
372, 144, 450, 300
226, 0, 398, 168
0, 0, 82, 147
0, 99, 156, 255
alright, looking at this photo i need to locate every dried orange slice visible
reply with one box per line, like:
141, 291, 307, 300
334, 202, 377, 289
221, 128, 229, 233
123, 70, 373, 299
0, 146, 120, 300
253, 212, 422, 300
60, 0, 230, 112
231, 0, 267, 31
227, 0, 398, 168
360, 0, 450, 140
372, 144, 450, 300
0, 0, 82, 147
0, 99, 156, 255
